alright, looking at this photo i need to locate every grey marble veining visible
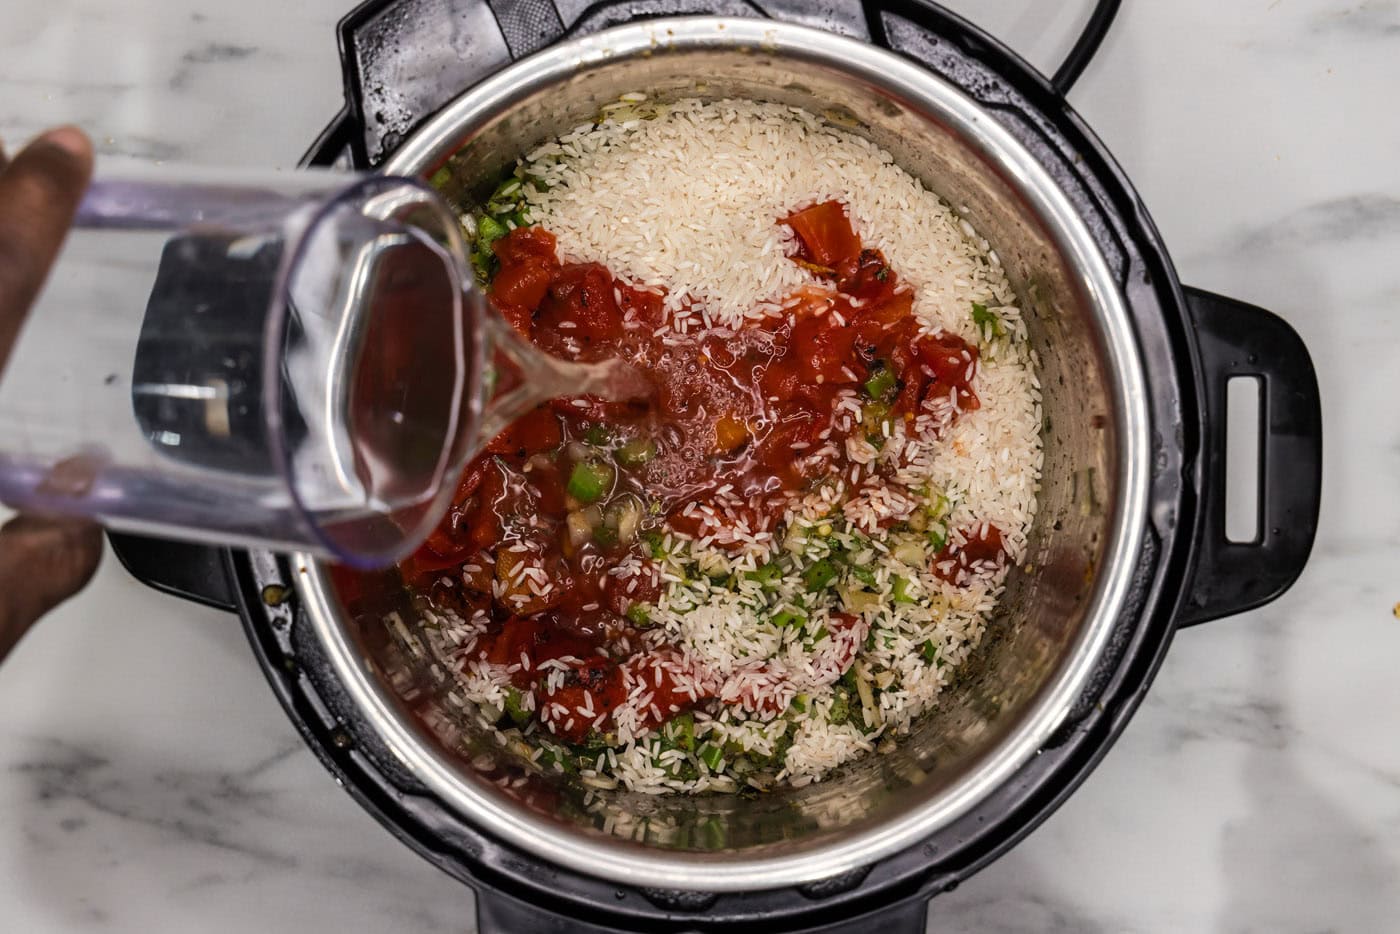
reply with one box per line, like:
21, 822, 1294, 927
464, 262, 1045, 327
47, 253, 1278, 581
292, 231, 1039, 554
1309, 1, 1400, 37
1, 1, 1397, 931
0, 556, 472, 932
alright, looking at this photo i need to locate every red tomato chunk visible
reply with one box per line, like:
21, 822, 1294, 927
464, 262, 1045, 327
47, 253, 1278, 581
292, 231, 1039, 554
782, 200, 862, 267
931, 524, 1008, 585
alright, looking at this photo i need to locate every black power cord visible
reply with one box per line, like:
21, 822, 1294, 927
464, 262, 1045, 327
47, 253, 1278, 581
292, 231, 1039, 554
1051, 0, 1122, 95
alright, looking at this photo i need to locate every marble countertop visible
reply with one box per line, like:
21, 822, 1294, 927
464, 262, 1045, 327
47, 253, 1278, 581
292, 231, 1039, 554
2, 1, 1397, 930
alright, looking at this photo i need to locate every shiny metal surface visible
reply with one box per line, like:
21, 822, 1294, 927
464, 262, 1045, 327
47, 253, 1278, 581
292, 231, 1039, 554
296, 17, 1151, 891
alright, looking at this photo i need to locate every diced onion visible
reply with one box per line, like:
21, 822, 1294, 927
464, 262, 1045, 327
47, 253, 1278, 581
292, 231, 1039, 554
616, 497, 642, 544
567, 511, 593, 547
892, 540, 924, 566
839, 586, 879, 613
854, 662, 879, 728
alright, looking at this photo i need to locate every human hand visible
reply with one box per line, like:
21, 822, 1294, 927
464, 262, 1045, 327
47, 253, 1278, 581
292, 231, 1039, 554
0, 127, 103, 662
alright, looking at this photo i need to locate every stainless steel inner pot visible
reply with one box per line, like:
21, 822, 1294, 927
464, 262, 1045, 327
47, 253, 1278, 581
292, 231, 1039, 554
295, 17, 1150, 891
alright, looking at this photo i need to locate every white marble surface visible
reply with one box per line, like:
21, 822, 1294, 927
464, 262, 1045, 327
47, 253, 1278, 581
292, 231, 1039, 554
1, 1, 1397, 931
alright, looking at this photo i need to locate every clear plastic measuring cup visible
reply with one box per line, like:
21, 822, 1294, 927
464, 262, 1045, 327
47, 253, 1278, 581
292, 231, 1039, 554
0, 166, 633, 568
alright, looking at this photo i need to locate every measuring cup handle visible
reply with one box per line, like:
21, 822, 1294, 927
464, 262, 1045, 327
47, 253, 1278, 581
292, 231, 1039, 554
107, 533, 237, 612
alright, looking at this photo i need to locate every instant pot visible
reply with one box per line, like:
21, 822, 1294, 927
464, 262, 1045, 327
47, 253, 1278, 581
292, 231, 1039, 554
111, 2, 1323, 930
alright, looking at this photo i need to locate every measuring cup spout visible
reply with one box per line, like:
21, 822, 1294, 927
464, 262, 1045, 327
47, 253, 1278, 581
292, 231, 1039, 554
472, 310, 651, 449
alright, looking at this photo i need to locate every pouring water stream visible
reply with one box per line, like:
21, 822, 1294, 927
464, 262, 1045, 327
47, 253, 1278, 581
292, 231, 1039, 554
470, 304, 651, 449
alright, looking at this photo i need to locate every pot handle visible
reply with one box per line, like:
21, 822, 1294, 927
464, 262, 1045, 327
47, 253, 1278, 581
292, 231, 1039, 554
1176, 287, 1322, 627
107, 532, 237, 612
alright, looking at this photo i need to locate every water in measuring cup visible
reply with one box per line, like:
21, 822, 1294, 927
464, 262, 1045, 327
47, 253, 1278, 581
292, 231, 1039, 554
0, 169, 649, 565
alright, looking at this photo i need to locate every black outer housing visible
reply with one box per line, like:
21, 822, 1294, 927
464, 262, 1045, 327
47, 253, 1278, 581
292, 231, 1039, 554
108, 1, 1323, 931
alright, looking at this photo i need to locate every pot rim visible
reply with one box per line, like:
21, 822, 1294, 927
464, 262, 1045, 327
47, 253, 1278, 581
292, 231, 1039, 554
295, 16, 1152, 892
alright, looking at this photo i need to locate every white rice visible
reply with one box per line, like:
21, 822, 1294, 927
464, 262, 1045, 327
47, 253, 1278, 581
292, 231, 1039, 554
384, 96, 1043, 795
522, 97, 1017, 331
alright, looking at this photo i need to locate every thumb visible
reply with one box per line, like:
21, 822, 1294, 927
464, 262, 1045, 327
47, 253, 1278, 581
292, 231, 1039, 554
0, 126, 93, 375
0, 515, 102, 661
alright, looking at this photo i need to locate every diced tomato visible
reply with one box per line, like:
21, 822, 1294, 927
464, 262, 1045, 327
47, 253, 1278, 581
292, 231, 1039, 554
443, 458, 489, 509
491, 227, 562, 338
402, 510, 484, 579
403, 456, 501, 574
548, 574, 609, 629
759, 353, 804, 403
782, 200, 861, 267
903, 331, 981, 427
459, 521, 497, 558
493, 259, 556, 312
420, 527, 472, 564
399, 472, 489, 581
458, 460, 508, 554
836, 249, 897, 305
484, 616, 543, 669
791, 313, 863, 386
531, 628, 600, 667
540, 657, 626, 742
931, 524, 1007, 586
498, 303, 531, 339
754, 404, 828, 488
921, 379, 980, 419
477, 615, 601, 690
604, 560, 662, 615
665, 507, 705, 540
493, 226, 558, 265
665, 499, 768, 551
536, 263, 624, 354
915, 331, 979, 388
485, 405, 562, 458
527, 458, 568, 515
850, 290, 914, 352
651, 344, 743, 420
768, 403, 828, 445
622, 651, 711, 731
617, 283, 667, 327
888, 327, 927, 417
425, 576, 489, 619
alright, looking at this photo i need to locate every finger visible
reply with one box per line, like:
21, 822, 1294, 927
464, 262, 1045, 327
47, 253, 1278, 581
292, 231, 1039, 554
0, 126, 93, 372
0, 514, 102, 660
